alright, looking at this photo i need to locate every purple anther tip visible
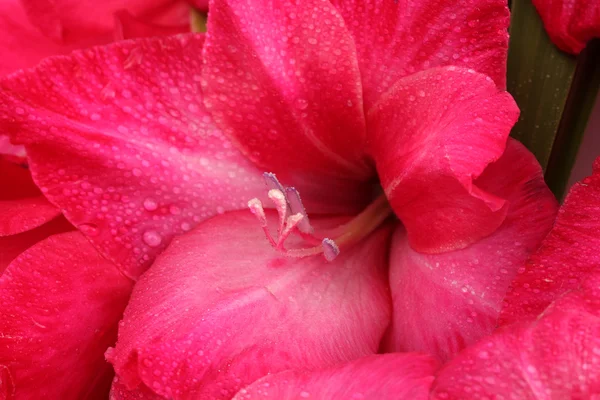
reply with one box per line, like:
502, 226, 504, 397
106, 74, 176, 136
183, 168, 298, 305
322, 238, 340, 261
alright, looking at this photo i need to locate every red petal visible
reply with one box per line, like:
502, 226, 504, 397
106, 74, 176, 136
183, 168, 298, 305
501, 157, 600, 325
114, 10, 189, 41
533, 0, 600, 54
330, 0, 510, 107
107, 211, 392, 399
431, 273, 600, 399
383, 139, 558, 362
0, 35, 268, 279
0, 135, 26, 159
0, 158, 60, 236
187, 0, 208, 12
0, 216, 73, 275
368, 66, 520, 253
21, 0, 189, 43
0, 231, 133, 399
233, 354, 439, 400
0, 0, 84, 75
110, 378, 164, 400
202, 0, 372, 181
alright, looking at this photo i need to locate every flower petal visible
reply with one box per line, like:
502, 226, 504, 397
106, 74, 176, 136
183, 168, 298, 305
233, 353, 438, 400
0, 35, 267, 279
500, 157, 600, 325
368, 66, 520, 253
110, 378, 164, 400
532, 0, 600, 54
0, 216, 72, 274
0, 231, 133, 398
0, 158, 60, 236
21, 0, 189, 43
107, 211, 392, 399
431, 273, 600, 399
383, 139, 558, 361
329, 0, 510, 108
202, 0, 372, 181
114, 10, 189, 40
0, 0, 84, 75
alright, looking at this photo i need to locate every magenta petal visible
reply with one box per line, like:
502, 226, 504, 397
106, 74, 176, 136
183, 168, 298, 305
202, 0, 372, 180
233, 353, 439, 400
431, 273, 600, 399
501, 157, 600, 325
383, 139, 558, 361
0, 231, 133, 398
0, 35, 268, 279
107, 211, 392, 399
533, 0, 600, 54
368, 66, 520, 253
330, 0, 510, 108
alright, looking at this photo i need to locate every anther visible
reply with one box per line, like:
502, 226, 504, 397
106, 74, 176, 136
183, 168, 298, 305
277, 213, 304, 249
247, 198, 277, 247
322, 238, 340, 261
285, 187, 313, 234
247, 198, 267, 227
268, 189, 288, 234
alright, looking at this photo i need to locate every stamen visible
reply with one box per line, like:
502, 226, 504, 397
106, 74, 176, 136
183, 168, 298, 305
322, 238, 340, 261
263, 172, 285, 191
268, 189, 288, 234
248, 173, 393, 263
248, 198, 277, 247
285, 187, 313, 234
247, 198, 267, 227
277, 213, 304, 249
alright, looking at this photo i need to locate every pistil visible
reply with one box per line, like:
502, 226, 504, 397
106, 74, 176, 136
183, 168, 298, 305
247, 173, 393, 261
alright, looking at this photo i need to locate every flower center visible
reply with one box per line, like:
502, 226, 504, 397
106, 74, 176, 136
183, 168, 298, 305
247, 172, 393, 261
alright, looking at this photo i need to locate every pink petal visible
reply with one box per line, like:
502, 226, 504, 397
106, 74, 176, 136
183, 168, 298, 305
107, 211, 392, 399
233, 353, 439, 400
368, 66, 520, 253
0, 231, 133, 399
383, 139, 558, 362
202, 0, 372, 181
329, 0, 510, 108
501, 157, 600, 325
431, 272, 600, 399
533, 0, 600, 54
21, 0, 189, 43
0, 35, 268, 279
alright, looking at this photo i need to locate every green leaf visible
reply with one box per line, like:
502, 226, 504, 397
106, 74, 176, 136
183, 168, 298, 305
507, 0, 600, 199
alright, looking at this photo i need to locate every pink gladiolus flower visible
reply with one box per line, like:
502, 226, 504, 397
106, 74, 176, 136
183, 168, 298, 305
246, 156, 600, 400
0, 0, 194, 76
0, 0, 564, 398
532, 0, 600, 54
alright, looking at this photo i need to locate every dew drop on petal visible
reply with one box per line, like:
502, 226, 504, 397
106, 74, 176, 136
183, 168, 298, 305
143, 231, 162, 247
143, 198, 159, 211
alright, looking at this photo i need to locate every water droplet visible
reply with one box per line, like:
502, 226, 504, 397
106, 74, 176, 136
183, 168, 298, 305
79, 223, 99, 237
143, 198, 158, 211
143, 231, 162, 247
